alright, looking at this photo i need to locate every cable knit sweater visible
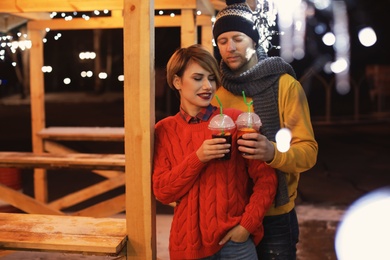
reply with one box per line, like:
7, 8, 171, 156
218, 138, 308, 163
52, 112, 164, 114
153, 108, 277, 259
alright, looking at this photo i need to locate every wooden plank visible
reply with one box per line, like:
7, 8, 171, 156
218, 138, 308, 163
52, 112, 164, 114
38, 126, 125, 141
0, 213, 127, 255
0, 183, 64, 215
44, 140, 124, 179
123, 0, 155, 259
0, 152, 125, 170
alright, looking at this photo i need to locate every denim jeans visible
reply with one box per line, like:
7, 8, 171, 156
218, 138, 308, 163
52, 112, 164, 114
200, 238, 258, 260
256, 208, 299, 260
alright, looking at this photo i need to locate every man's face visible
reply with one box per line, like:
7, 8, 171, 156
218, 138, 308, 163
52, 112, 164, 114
216, 31, 257, 74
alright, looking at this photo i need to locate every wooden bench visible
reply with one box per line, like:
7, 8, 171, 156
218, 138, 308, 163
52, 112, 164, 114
0, 152, 125, 171
37, 127, 125, 141
0, 212, 126, 257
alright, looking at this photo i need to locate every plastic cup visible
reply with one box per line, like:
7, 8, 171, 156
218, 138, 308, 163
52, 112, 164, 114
235, 112, 262, 155
208, 114, 236, 160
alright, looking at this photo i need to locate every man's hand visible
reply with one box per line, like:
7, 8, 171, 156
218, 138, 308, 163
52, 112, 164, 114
237, 133, 275, 162
219, 225, 250, 245
196, 138, 231, 163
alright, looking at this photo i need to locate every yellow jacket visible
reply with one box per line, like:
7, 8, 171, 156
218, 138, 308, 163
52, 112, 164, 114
211, 73, 318, 216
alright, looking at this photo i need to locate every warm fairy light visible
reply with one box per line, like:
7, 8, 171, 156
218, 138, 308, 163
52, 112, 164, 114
98, 72, 108, 79
42, 66, 53, 73
79, 52, 96, 60
63, 78, 71, 84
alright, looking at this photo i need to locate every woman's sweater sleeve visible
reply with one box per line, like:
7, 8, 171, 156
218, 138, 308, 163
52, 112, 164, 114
152, 123, 206, 205
240, 161, 277, 234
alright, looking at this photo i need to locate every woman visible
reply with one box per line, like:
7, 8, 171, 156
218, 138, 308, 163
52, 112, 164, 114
152, 44, 277, 259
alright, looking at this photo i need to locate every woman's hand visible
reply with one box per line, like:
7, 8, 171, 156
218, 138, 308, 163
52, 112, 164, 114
196, 138, 231, 163
219, 225, 250, 245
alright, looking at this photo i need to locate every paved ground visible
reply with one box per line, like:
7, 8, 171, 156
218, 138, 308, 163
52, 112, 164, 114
1, 93, 390, 259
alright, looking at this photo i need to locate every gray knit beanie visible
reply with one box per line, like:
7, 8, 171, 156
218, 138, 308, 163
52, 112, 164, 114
213, 0, 260, 45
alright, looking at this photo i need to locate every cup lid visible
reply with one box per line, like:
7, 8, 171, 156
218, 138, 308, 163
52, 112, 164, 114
235, 112, 262, 130
208, 114, 236, 130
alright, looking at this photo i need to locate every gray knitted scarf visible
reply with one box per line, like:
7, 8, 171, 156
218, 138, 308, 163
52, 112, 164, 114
220, 46, 296, 207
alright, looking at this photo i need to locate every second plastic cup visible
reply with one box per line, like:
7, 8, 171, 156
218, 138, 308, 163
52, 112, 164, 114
236, 112, 262, 155
208, 114, 236, 160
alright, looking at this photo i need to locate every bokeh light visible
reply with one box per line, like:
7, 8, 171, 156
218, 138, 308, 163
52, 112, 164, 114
358, 27, 377, 47
335, 187, 390, 260
275, 128, 292, 152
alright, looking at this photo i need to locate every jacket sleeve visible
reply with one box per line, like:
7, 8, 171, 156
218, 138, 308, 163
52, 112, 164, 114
268, 74, 318, 174
240, 161, 277, 234
152, 124, 206, 205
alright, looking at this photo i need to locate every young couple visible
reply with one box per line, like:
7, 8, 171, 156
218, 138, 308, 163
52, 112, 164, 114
153, 1, 318, 259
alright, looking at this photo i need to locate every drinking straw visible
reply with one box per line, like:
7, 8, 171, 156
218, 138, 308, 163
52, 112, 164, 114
242, 91, 253, 128
215, 95, 223, 115
242, 90, 253, 113
215, 95, 225, 135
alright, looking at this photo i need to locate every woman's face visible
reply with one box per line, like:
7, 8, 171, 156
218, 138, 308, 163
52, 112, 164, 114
174, 61, 217, 116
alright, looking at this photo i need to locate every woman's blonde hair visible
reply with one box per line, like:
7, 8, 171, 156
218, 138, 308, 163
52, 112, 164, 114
166, 44, 221, 90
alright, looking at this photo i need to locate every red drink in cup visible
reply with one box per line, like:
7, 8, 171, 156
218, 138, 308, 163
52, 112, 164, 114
235, 112, 262, 155
208, 114, 236, 160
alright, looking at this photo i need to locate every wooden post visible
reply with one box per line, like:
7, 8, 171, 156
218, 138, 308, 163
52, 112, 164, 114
123, 0, 156, 259
181, 9, 197, 47
199, 15, 213, 54
28, 27, 48, 203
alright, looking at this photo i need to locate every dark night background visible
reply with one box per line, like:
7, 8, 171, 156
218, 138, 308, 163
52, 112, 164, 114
0, 0, 389, 198
0, 2, 389, 259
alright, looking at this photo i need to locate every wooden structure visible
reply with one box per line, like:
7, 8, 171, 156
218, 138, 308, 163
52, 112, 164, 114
366, 65, 390, 114
0, 0, 226, 258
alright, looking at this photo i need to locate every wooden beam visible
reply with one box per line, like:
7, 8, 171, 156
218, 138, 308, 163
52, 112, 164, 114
28, 16, 124, 30
0, 183, 65, 215
28, 14, 213, 30
154, 0, 196, 10
0, 0, 123, 13
28, 28, 48, 203
8, 12, 51, 20
123, 0, 156, 259
0, 0, 202, 13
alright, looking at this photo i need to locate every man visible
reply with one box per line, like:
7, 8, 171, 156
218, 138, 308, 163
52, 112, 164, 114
211, 0, 318, 259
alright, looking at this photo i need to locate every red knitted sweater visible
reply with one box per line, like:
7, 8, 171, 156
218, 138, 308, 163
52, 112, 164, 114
153, 108, 277, 259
